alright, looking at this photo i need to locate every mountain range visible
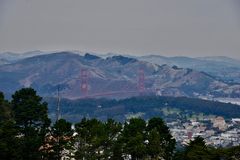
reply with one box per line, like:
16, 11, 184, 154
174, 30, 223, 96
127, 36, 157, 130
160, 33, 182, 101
139, 55, 240, 83
0, 51, 240, 99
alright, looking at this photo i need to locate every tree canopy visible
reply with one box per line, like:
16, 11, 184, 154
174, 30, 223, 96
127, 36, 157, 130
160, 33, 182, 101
0, 88, 240, 160
11, 88, 51, 160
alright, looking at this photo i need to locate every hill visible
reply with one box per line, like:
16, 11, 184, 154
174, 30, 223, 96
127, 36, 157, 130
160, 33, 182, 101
0, 52, 240, 99
139, 55, 240, 83
46, 96, 240, 122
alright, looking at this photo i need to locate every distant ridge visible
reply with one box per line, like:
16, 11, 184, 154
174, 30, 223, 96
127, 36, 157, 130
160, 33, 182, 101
0, 51, 240, 99
139, 54, 240, 83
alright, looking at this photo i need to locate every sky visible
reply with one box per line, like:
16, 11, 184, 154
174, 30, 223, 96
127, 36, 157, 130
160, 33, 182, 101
0, 0, 240, 58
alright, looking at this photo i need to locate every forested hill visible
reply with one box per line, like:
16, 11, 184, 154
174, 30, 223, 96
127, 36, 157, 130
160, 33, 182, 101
46, 96, 240, 122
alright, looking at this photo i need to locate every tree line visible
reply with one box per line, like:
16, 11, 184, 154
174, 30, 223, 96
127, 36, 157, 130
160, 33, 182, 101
46, 95, 240, 123
0, 88, 240, 160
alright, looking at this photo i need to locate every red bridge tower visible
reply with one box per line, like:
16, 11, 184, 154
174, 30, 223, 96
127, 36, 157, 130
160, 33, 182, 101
80, 69, 89, 97
138, 68, 145, 94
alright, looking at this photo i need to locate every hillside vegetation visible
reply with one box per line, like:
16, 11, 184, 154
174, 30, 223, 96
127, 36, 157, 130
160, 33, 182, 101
46, 96, 240, 123
1, 88, 240, 160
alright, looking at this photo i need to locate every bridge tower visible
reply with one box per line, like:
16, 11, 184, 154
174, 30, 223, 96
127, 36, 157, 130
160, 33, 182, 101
80, 68, 89, 97
138, 68, 145, 94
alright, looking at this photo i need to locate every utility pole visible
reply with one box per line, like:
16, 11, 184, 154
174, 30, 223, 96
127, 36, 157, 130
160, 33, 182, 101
56, 85, 61, 122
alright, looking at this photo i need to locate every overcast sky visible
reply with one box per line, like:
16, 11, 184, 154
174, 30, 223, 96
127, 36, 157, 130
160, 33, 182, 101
0, 0, 239, 58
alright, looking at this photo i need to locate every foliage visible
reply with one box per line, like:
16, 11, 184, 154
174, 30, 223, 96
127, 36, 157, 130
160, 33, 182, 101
172, 136, 240, 160
147, 117, 176, 160
11, 88, 51, 159
0, 89, 240, 160
74, 118, 122, 160
121, 118, 147, 160
0, 92, 20, 160
74, 117, 175, 160
46, 96, 240, 123
42, 119, 73, 160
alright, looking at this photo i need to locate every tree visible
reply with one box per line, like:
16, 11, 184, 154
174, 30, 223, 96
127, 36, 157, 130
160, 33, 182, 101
74, 118, 90, 159
0, 92, 11, 122
0, 92, 20, 160
147, 128, 164, 159
121, 118, 147, 160
111, 139, 124, 160
179, 136, 219, 160
221, 145, 240, 160
146, 117, 176, 160
11, 88, 51, 160
74, 118, 108, 160
74, 118, 122, 160
44, 119, 74, 160
104, 119, 122, 159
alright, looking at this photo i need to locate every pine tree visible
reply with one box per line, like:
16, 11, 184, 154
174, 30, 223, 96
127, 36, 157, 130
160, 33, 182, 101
11, 88, 51, 160
146, 117, 176, 160
0, 92, 20, 160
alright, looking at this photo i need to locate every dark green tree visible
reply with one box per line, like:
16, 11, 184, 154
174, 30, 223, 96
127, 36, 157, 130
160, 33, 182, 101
178, 136, 219, 160
74, 118, 107, 160
11, 88, 51, 160
74, 118, 89, 159
121, 118, 147, 160
221, 145, 240, 160
74, 118, 122, 160
46, 119, 74, 160
146, 117, 176, 160
111, 139, 124, 160
0, 92, 20, 160
147, 128, 164, 159
104, 119, 122, 159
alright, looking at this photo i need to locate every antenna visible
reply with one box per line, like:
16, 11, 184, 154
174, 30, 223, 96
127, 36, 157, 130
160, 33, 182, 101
56, 85, 61, 122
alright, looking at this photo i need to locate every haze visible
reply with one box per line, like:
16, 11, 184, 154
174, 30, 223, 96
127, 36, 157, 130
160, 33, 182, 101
0, 0, 240, 58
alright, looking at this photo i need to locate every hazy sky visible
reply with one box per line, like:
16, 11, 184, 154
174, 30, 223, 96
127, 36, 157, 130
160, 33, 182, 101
0, 0, 240, 58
